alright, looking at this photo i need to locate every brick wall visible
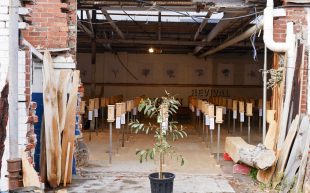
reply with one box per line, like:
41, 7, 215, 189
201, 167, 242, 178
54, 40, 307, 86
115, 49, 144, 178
22, 0, 77, 56
273, 7, 309, 113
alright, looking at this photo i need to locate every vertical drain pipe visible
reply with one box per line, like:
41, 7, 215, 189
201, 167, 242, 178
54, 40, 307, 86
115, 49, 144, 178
263, 0, 296, 148
263, 46, 267, 143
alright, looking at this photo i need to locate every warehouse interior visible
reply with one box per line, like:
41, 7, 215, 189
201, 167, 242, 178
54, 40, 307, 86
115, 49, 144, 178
1, 0, 310, 192
73, 0, 272, 191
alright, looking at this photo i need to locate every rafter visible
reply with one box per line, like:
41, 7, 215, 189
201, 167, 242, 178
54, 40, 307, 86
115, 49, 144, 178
77, 20, 94, 38
193, 11, 212, 41
193, 11, 247, 54
86, 10, 94, 33
79, 38, 208, 46
206, 12, 242, 43
101, 9, 126, 40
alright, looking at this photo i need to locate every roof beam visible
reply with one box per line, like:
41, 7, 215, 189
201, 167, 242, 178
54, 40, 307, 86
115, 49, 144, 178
193, 11, 212, 41
101, 9, 125, 40
199, 18, 263, 57
193, 11, 247, 54
79, 38, 208, 46
77, 20, 94, 38
205, 12, 241, 43
79, 0, 249, 8
86, 10, 94, 33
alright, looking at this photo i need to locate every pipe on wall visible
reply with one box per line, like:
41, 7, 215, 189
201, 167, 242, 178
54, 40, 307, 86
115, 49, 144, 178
263, 0, 296, 149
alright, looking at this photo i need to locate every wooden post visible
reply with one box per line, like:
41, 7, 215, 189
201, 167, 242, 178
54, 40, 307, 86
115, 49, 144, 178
88, 99, 95, 141
246, 103, 253, 143
209, 104, 215, 155
239, 101, 244, 135
107, 105, 115, 164
216, 106, 223, 166
91, 10, 97, 98
63, 142, 71, 187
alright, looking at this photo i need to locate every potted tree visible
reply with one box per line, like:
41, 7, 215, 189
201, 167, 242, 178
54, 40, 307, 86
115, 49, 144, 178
129, 91, 187, 193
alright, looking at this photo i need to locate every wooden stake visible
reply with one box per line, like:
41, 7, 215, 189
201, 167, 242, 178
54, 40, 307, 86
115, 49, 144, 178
63, 142, 71, 187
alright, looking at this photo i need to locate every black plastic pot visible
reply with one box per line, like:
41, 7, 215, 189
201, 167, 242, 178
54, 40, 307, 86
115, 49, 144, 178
149, 172, 175, 193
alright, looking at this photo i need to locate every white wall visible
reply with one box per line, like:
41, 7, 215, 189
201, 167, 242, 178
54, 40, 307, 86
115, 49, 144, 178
77, 52, 265, 105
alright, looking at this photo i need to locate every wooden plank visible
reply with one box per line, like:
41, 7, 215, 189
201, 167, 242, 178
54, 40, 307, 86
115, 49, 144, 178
272, 115, 300, 188
57, 70, 72, 132
294, 122, 310, 192
281, 116, 310, 193
39, 115, 47, 184
63, 142, 71, 187
42, 51, 61, 188
61, 70, 80, 184
22, 152, 41, 190
264, 110, 277, 150
257, 159, 277, 184
304, 157, 310, 193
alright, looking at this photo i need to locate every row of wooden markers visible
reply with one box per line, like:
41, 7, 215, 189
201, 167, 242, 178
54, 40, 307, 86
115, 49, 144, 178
188, 96, 271, 166
80, 95, 142, 164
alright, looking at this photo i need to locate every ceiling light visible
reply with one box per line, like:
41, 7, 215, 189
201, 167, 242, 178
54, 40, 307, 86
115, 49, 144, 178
148, 47, 154, 53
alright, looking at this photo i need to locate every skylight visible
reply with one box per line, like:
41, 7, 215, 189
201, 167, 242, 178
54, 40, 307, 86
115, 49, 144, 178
77, 9, 224, 24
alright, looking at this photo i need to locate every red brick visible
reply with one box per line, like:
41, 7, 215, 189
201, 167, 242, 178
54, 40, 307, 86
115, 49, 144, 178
233, 164, 251, 175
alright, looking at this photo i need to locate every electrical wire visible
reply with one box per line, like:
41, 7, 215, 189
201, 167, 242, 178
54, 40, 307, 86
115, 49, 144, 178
250, 7, 258, 61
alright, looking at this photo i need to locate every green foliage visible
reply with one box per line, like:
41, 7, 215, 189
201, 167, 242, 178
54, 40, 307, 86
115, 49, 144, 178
129, 91, 187, 168
249, 168, 258, 181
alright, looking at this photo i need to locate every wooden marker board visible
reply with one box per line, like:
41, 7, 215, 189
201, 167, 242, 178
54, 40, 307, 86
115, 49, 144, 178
246, 103, 253, 116
208, 104, 214, 117
80, 101, 86, 114
121, 102, 126, 114
216, 106, 223, 124
89, 99, 95, 111
107, 105, 115, 122
239, 101, 244, 113
116, 103, 122, 117
233, 100, 238, 111
205, 103, 209, 115
126, 101, 131, 112
250, 99, 255, 108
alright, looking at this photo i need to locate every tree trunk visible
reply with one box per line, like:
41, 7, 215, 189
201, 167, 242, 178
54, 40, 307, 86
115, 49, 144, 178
225, 137, 276, 170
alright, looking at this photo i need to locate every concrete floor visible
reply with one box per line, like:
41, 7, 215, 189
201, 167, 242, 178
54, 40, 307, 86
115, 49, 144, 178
65, 116, 265, 193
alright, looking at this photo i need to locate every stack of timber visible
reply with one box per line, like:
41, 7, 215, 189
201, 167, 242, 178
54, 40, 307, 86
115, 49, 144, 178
225, 114, 310, 192
41, 51, 81, 188
224, 51, 310, 193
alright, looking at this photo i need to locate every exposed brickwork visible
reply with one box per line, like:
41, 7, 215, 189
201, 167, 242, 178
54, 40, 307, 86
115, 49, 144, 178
25, 48, 31, 105
22, 0, 77, 57
273, 7, 308, 113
